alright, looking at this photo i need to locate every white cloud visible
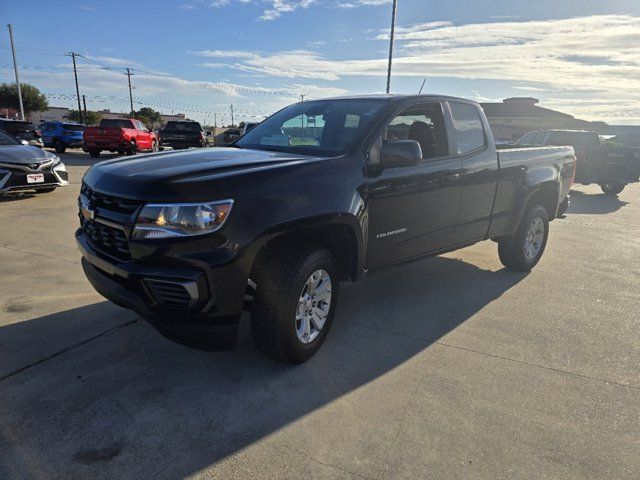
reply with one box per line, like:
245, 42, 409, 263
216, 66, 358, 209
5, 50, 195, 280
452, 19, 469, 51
190, 15, 640, 122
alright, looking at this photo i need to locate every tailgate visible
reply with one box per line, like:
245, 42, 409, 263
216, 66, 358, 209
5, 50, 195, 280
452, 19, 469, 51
84, 127, 123, 142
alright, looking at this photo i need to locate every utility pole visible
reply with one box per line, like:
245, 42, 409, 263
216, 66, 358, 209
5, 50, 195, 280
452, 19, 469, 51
125, 68, 135, 117
230, 104, 234, 127
82, 95, 88, 124
300, 94, 305, 102
386, 0, 398, 94
7, 24, 25, 120
66, 52, 84, 124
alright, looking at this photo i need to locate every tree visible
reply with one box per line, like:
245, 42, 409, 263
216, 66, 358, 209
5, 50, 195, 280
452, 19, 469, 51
65, 110, 102, 125
131, 107, 163, 128
0, 82, 48, 115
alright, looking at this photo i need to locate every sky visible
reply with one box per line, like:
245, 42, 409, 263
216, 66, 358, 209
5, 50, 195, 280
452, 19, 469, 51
2, 0, 640, 125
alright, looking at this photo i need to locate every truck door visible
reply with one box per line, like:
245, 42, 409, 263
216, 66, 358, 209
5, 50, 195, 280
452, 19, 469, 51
136, 121, 152, 150
448, 101, 500, 244
367, 102, 463, 269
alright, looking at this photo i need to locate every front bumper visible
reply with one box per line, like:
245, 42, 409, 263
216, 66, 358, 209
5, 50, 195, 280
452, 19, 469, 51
76, 228, 250, 350
0, 161, 69, 193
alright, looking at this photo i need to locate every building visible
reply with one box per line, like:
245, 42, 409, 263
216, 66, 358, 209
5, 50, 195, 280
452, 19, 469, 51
480, 97, 608, 142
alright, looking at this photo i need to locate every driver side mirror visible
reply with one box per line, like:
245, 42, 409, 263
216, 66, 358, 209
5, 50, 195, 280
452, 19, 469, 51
380, 140, 422, 168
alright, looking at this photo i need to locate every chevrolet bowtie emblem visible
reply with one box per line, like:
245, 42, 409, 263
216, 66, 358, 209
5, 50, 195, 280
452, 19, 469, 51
80, 196, 95, 220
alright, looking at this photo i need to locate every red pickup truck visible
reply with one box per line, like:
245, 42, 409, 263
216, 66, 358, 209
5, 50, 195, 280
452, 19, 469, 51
83, 118, 158, 157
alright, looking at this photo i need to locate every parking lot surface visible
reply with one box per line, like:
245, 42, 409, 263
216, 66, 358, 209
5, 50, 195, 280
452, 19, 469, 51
1, 149, 638, 479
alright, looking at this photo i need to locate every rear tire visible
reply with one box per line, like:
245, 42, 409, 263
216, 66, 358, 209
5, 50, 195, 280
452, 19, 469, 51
127, 140, 137, 155
498, 205, 549, 271
251, 245, 339, 364
53, 139, 66, 154
600, 183, 625, 196
89, 149, 101, 158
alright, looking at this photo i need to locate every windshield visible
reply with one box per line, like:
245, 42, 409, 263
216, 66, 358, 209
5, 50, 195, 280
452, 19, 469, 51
99, 119, 133, 129
164, 122, 201, 132
235, 99, 388, 155
63, 124, 85, 131
0, 129, 21, 146
1, 121, 31, 133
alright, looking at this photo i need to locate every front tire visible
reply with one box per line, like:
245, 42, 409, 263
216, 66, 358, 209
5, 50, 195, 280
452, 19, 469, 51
498, 205, 549, 271
600, 183, 625, 196
251, 245, 339, 364
89, 149, 101, 158
151, 140, 159, 152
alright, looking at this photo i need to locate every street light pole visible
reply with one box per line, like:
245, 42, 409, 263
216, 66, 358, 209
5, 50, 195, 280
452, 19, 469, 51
385, 0, 398, 94
7, 24, 25, 120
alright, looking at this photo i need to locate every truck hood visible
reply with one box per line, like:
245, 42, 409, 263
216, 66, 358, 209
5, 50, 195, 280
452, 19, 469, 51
83, 147, 321, 200
0, 145, 58, 165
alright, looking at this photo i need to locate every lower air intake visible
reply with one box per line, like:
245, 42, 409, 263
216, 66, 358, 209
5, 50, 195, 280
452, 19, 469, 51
143, 278, 198, 309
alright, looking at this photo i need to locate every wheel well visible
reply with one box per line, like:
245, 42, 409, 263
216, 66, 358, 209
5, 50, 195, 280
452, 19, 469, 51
251, 224, 359, 282
527, 186, 559, 220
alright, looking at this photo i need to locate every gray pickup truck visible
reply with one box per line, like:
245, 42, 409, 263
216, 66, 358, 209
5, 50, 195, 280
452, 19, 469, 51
78, 94, 576, 363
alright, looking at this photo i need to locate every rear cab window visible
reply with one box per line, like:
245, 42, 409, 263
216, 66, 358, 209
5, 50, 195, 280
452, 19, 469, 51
449, 102, 486, 155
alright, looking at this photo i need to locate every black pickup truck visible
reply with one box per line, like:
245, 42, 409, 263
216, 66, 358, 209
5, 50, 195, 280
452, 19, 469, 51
514, 129, 640, 195
77, 95, 575, 363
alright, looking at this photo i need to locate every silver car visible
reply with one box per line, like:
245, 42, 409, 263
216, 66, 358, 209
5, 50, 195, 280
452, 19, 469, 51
0, 130, 68, 194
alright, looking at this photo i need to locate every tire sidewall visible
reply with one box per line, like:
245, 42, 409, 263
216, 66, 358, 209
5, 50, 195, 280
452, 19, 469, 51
516, 206, 549, 269
280, 250, 339, 362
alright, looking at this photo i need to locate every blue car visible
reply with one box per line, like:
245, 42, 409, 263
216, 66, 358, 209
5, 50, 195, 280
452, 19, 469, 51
40, 121, 85, 153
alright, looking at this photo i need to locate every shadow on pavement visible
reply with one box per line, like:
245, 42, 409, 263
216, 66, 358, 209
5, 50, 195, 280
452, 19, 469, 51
0, 255, 527, 479
568, 190, 628, 215
0, 192, 36, 203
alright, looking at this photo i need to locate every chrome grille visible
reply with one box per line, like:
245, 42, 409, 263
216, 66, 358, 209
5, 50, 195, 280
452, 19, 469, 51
82, 217, 131, 261
80, 184, 141, 261
80, 183, 140, 215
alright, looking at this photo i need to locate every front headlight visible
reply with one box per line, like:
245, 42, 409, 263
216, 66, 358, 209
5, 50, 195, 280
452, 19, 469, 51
132, 200, 234, 240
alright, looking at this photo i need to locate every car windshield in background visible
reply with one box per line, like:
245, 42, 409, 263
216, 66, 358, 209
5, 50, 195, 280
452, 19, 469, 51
234, 99, 388, 155
0, 129, 20, 146
64, 124, 85, 131
1, 121, 31, 133
100, 119, 133, 129
164, 122, 201, 132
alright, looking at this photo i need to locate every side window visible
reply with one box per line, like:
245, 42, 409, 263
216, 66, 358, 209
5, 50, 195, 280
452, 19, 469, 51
384, 103, 448, 159
517, 132, 535, 145
449, 102, 486, 155
532, 131, 548, 145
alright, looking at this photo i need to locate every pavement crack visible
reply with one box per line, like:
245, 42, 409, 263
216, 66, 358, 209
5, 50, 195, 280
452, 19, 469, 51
0, 319, 139, 383
1, 244, 80, 265
349, 322, 640, 391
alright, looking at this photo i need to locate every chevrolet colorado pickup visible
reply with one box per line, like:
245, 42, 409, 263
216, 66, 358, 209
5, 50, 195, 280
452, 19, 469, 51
83, 118, 158, 157
77, 95, 575, 363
